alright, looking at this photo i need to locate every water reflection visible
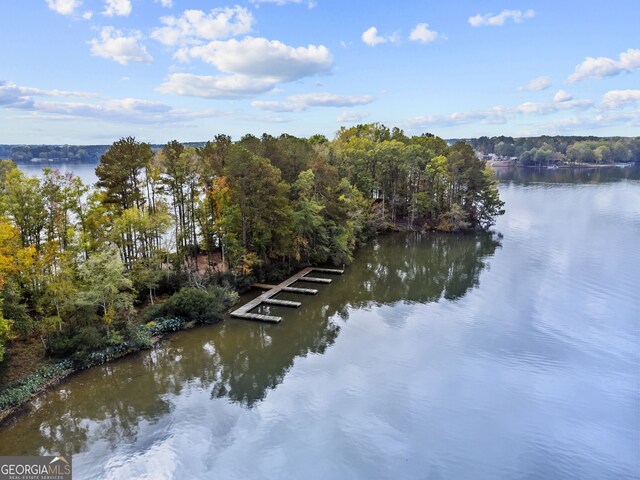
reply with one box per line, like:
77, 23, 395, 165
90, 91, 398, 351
0, 231, 500, 458
1, 165, 636, 479
493, 165, 640, 184
207, 318, 340, 406
343, 232, 501, 305
207, 232, 500, 407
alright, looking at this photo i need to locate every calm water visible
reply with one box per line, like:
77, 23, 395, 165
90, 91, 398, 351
17, 161, 99, 185
1, 167, 639, 479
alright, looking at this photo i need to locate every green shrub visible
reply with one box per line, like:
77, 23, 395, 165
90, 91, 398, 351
145, 286, 238, 324
156, 270, 188, 296
1, 283, 32, 337
85, 345, 128, 366
48, 325, 108, 358
0, 360, 73, 410
147, 317, 185, 335
125, 324, 153, 349
162, 288, 225, 323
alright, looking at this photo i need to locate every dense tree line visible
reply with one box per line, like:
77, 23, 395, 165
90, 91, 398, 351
0, 142, 207, 164
463, 135, 640, 166
0, 145, 108, 163
0, 124, 504, 365
5, 136, 639, 167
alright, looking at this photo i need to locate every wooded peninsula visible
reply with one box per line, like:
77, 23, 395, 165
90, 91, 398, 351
0, 123, 504, 413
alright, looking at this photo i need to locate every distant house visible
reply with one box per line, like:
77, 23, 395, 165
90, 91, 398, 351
488, 158, 516, 167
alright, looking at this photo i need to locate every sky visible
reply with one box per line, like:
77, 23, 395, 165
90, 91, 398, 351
0, 0, 638, 144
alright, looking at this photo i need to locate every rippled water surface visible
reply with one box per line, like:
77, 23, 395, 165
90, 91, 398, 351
1, 167, 639, 479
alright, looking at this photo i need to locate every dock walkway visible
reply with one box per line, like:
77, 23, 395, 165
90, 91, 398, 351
230, 267, 344, 323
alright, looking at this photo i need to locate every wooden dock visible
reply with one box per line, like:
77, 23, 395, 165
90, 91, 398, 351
297, 276, 332, 284
310, 268, 345, 274
253, 283, 277, 290
230, 267, 344, 323
262, 298, 301, 308
282, 286, 318, 295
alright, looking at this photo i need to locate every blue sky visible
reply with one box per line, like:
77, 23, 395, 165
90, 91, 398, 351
0, 0, 638, 144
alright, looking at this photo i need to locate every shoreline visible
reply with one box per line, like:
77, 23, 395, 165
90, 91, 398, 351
0, 330, 178, 426
0, 365, 75, 426
0, 241, 421, 425
492, 163, 638, 169
0, 223, 500, 426
0, 265, 310, 426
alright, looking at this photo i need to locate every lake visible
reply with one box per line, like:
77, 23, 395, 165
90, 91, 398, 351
1, 166, 639, 479
17, 161, 99, 186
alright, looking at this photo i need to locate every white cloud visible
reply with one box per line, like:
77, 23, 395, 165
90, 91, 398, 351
31, 88, 97, 98
289, 92, 374, 107
517, 99, 592, 115
361, 27, 387, 46
553, 90, 573, 102
596, 111, 640, 127
405, 108, 511, 129
0, 81, 97, 108
251, 92, 375, 112
82, 10, 93, 19
180, 37, 332, 83
568, 48, 640, 83
337, 111, 370, 123
41, 98, 170, 117
46, 0, 81, 15
516, 102, 557, 115
103, 0, 131, 17
518, 76, 551, 91
31, 99, 218, 125
151, 7, 254, 47
89, 27, 153, 65
388, 32, 401, 44
250, 100, 304, 112
20, 99, 291, 126
601, 89, 640, 109
1, 81, 297, 128
0, 80, 217, 125
249, 0, 316, 7
404, 97, 593, 129
156, 0, 172, 7
236, 114, 291, 124
409, 23, 441, 43
469, 9, 535, 27
157, 73, 277, 98
523, 117, 604, 134
525, 112, 640, 134
0, 83, 36, 109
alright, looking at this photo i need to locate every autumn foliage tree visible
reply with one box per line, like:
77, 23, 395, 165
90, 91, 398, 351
0, 126, 505, 366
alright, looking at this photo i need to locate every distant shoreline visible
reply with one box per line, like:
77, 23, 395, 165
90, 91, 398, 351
490, 163, 638, 169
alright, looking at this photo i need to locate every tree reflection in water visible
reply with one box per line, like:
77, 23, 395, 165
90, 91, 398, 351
207, 231, 501, 406
0, 231, 500, 458
493, 165, 640, 185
